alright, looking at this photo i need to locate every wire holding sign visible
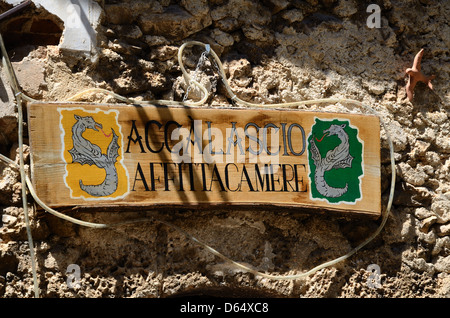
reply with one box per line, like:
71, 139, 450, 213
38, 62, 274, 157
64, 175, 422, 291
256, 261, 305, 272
0, 35, 396, 293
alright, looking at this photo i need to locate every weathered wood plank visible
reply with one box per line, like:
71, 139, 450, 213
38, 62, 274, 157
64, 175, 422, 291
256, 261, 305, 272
27, 102, 381, 217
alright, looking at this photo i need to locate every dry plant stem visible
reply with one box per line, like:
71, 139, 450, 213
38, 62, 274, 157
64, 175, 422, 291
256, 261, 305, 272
0, 40, 396, 283
0, 33, 39, 298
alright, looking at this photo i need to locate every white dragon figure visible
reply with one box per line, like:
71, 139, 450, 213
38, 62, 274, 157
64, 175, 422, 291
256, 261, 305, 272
310, 123, 353, 198
68, 114, 120, 197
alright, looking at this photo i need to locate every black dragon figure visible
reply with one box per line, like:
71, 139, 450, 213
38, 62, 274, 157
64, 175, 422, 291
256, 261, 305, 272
68, 114, 120, 197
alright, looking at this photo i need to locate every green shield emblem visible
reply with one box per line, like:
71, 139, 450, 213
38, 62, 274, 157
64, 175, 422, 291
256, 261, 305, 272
307, 118, 364, 204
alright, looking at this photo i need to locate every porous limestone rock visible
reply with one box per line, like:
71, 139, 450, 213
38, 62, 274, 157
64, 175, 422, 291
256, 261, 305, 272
0, 0, 449, 299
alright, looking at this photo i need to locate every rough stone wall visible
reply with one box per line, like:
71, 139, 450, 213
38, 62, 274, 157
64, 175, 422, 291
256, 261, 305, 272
0, 0, 449, 298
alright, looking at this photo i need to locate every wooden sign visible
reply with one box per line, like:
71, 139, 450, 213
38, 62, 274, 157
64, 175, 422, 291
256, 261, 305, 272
27, 102, 381, 217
